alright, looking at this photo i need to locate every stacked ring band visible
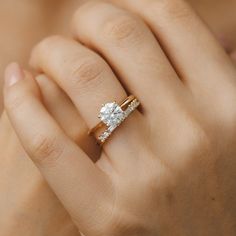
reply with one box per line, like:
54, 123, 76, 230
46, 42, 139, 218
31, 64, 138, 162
89, 95, 140, 145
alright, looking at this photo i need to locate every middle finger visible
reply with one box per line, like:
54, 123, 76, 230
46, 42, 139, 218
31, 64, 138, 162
72, 1, 188, 117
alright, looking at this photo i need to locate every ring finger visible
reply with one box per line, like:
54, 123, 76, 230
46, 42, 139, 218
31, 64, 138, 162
30, 36, 146, 169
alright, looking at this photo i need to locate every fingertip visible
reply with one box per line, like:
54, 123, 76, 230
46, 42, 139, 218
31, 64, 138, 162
4, 62, 24, 87
4, 66, 41, 112
35, 74, 50, 85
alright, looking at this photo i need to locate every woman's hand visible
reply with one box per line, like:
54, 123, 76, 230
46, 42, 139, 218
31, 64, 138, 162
4, 0, 236, 235
0, 70, 98, 235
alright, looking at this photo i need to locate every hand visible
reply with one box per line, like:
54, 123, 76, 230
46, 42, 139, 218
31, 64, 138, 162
4, 1, 236, 235
0, 71, 97, 235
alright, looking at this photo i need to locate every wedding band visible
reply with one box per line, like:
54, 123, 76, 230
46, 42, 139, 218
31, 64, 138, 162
89, 95, 140, 145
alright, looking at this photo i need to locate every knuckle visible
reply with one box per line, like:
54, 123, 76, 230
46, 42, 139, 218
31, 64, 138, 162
29, 133, 64, 166
69, 57, 106, 89
102, 14, 145, 45
31, 35, 66, 67
147, 0, 192, 22
37, 35, 65, 52
74, 0, 101, 19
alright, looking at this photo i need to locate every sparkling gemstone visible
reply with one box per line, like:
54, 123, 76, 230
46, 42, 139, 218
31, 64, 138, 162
99, 102, 124, 127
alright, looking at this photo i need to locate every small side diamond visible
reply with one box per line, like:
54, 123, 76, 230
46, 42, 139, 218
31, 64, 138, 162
98, 130, 112, 143
108, 125, 116, 132
123, 99, 140, 118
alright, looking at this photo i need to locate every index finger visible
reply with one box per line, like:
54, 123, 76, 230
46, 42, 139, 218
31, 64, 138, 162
4, 63, 113, 233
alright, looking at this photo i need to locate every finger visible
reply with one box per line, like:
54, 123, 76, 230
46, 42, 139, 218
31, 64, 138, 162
36, 74, 99, 161
30, 36, 146, 168
72, 1, 186, 116
109, 0, 236, 102
4, 63, 112, 233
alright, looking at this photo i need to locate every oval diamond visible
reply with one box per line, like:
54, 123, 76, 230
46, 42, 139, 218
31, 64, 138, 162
99, 102, 124, 127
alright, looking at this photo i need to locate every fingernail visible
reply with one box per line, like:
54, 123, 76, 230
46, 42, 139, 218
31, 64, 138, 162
4, 62, 24, 87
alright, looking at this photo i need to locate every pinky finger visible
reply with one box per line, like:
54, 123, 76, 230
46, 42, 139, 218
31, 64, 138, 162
3, 63, 113, 233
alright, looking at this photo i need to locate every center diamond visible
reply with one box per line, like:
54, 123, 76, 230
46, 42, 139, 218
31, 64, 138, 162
99, 102, 124, 127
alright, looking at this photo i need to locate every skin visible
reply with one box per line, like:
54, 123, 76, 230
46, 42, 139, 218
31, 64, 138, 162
0, 72, 97, 235
1, 0, 236, 107
1, 0, 236, 235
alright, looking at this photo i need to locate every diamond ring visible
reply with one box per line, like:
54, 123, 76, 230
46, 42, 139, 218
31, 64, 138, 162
89, 95, 140, 145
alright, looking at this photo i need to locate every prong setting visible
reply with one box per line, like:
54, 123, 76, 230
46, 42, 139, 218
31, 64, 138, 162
98, 99, 140, 144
